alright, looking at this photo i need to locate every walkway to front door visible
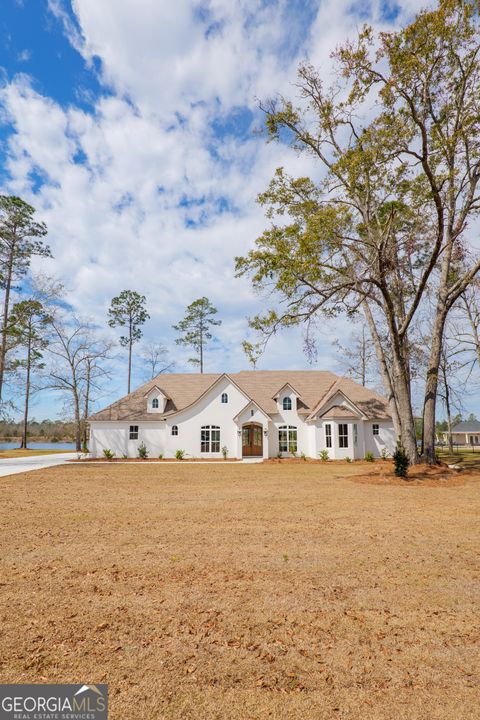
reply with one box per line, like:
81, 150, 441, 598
242, 423, 263, 457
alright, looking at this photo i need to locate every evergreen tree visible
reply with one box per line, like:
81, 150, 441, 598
10, 300, 52, 449
0, 196, 50, 402
107, 290, 149, 393
173, 297, 221, 373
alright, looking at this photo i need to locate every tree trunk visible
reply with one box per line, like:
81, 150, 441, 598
445, 389, 453, 454
392, 353, 418, 464
82, 359, 91, 450
0, 252, 14, 401
127, 337, 132, 394
20, 325, 32, 450
73, 389, 82, 452
360, 326, 366, 386
362, 302, 402, 438
200, 324, 203, 373
422, 308, 447, 464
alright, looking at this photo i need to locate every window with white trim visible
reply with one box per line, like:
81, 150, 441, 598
338, 423, 348, 448
278, 425, 297, 453
201, 425, 220, 453
171, 425, 178, 436
221, 393, 228, 404
373, 423, 379, 436
152, 398, 159, 409
325, 424, 332, 448
282, 397, 292, 411
129, 425, 139, 440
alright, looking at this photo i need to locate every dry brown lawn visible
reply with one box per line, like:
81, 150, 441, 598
0, 462, 478, 719
0, 448, 72, 458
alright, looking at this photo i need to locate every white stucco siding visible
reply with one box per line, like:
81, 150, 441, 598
314, 420, 353, 460
268, 411, 310, 457
90, 421, 165, 458
364, 421, 396, 457
163, 377, 250, 458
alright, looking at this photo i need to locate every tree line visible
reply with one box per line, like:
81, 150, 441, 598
0, 197, 226, 450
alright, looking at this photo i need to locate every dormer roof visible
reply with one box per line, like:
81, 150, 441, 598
143, 385, 171, 399
272, 382, 301, 400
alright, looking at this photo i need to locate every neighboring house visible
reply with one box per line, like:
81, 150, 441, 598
442, 420, 480, 446
88, 371, 395, 460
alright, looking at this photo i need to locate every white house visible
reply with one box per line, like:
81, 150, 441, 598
442, 420, 480, 446
88, 370, 395, 460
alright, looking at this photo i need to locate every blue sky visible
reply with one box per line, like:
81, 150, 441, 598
2, 0, 471, 422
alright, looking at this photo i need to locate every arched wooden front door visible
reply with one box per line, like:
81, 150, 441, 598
242, 423, 263, 457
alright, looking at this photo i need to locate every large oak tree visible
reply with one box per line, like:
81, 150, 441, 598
236, 0, 480, 464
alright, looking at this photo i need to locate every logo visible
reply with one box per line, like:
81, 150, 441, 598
0, 684, 108, 720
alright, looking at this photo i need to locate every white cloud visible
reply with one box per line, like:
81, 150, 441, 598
0, 0, 421, 415
17, 49, 31, 62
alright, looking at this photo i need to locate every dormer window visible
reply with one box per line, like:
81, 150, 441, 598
145, 385, 168, 413
282, 397, 292, 411
221, 393, 228, 404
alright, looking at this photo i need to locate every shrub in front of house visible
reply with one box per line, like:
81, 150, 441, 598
138, 442, 149, 459
103, 448, 115, 460
175, 449, 185, 460
319, 450, 329, 461
222, 445, 228, 459
364, 452, 375, 462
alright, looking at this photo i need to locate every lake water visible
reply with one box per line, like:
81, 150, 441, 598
0, 442, 75, 451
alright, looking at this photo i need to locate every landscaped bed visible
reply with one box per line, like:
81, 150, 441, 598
0, 462, 478, 719
70, 456, 241, 462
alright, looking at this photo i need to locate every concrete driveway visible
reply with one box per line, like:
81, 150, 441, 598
0, 452, 78, 478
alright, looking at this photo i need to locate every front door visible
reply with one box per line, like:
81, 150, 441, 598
242, 423, 263, 457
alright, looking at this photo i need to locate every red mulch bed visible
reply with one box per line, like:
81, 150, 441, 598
351, 462, 467, 487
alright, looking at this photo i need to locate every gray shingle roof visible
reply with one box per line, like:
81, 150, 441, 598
451, 420, 480, 432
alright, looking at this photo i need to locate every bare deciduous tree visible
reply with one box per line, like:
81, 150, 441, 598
139, 342, 174, 381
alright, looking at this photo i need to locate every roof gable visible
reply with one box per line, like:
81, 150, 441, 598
143, 385, 170, 399
310, 389, 366, 421
272, 382, 301, 399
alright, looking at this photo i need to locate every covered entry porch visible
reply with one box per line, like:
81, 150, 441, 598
234, 401, 270, 459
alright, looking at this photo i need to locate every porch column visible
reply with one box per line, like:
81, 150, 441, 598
263, 423, 269, 459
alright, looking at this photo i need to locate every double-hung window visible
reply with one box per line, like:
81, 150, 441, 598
338, 424, 348, 448
129, 425, 139, 440
373, 424, 379, 436
325, 424, 332, 448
